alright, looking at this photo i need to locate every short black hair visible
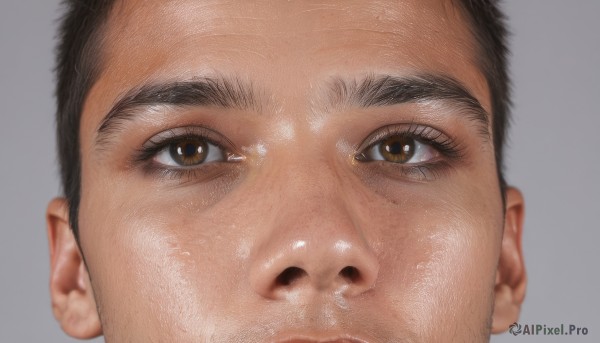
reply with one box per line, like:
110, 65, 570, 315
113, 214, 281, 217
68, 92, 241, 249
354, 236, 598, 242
55, 0, 511, 241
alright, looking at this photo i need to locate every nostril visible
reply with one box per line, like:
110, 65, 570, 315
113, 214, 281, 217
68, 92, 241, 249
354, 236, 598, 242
275, 266, 307, 286
339, 266, 360, 283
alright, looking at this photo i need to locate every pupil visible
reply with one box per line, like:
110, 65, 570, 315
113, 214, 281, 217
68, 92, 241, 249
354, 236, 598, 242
183, 143, 197, 156
380, 135, 415, 163
387, 141, 404, 155
169, 139, 208, 166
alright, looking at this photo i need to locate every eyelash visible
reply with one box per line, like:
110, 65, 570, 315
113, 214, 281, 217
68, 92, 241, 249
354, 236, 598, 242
355, 123, 464, 181
133, 123, 463, 182
133, 127, 236, 180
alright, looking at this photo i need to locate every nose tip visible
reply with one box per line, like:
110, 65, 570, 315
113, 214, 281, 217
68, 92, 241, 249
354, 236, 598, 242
250, 239, 379, 300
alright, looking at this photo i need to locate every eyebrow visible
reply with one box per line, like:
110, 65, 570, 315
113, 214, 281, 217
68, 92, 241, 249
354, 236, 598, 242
96, 76, 259, 145
95, 73, 489, 146
326, 74, 489, 136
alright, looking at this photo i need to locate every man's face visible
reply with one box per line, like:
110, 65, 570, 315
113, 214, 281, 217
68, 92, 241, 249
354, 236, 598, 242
47, 0, 526, 342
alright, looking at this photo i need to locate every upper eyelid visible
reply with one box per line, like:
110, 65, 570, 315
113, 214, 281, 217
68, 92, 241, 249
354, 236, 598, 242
138, 124, 458, 163
356, 123, 454, 152
133, 126, 238, 164
355, 123, 467, 165
142, 126, 234, 149
154, 139, 225, 167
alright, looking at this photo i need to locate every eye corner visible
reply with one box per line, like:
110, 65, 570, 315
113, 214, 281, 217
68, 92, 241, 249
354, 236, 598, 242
354, 152, 369, 162
353, 123, 466, 182
131, 125, 244, 181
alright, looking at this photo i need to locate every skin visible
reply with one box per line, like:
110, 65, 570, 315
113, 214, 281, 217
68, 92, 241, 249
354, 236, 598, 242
47, 0, 526, 342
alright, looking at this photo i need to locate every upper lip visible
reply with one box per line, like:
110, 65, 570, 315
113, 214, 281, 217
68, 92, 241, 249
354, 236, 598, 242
271, 334, 370, 343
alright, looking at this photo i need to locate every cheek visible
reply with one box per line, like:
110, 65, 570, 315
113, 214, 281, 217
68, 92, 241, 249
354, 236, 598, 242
77, 137, 503, 340
78, 183, 247, 339
353, 180, 502, 338
399, 224, 496, 336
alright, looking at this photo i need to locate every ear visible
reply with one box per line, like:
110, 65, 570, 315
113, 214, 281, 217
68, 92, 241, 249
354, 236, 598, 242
491, 187, 527, 333
46, 198, 102, 339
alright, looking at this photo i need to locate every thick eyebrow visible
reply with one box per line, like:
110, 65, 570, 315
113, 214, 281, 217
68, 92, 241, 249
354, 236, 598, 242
96, 73, 489, 147
326, 74, 490, 137
96, 76, 259, 145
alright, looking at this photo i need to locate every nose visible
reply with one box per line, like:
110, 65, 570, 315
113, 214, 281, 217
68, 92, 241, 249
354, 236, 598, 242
249, 188, 380, 300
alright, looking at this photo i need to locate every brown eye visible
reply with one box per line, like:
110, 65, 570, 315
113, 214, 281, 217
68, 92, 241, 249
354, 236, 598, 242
150, 128, 241, 168
168, 139, 209, 166
379, 135, 415, 163
360, 133, 439, 164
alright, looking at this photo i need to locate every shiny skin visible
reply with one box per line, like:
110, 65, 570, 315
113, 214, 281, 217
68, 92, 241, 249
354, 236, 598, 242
47, 0, 526, 342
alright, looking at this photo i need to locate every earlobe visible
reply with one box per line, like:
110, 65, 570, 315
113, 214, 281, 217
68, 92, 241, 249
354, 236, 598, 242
46, 198, 102, 339
491, 187, 527, 333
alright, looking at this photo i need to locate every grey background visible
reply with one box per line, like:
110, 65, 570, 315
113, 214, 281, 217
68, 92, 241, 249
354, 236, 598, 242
0, 1, 598, 342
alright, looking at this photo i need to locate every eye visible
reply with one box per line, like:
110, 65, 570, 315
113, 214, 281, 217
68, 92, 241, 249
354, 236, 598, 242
363, 134, 440, 164
155, 137, 225, 167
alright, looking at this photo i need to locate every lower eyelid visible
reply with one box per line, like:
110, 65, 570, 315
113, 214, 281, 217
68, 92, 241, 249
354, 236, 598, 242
360, 159, 455, 182
145, 162, 231, 182
399, 164, 451, 181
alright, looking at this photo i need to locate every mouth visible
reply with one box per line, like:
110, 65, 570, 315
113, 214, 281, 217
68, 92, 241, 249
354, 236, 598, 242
273, 335, 370, 343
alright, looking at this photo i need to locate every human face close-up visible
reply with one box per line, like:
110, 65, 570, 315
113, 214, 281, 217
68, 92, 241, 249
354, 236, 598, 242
46, 0, 526, 342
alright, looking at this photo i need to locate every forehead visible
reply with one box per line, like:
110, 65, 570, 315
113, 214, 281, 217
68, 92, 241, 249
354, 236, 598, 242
84, 0, 489, 130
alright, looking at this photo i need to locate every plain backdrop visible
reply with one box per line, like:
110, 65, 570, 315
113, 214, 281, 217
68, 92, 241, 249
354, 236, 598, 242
0, 1, 598, 342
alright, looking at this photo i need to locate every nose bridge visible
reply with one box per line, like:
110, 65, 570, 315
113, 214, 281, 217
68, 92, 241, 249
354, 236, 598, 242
249, 162, 380, 300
